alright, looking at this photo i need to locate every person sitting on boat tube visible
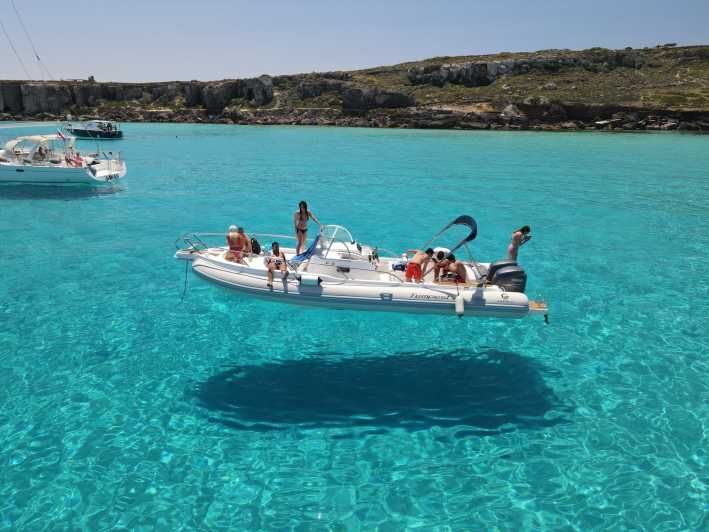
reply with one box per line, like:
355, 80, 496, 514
225, 225, 251, 263
507, 225, 531, 261
265, 241, 289, 288
72, 149, 83, 167
294, 200, 321, 255
404, 248, 434, 283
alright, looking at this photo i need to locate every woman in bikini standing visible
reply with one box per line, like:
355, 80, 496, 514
294, 200, 320, 254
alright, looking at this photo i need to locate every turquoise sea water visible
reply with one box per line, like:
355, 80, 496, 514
0, 122, 707, 530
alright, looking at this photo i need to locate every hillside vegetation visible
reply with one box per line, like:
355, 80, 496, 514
350, 45, 709, 110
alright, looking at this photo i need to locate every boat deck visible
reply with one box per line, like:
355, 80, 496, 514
193, 247, 484, 287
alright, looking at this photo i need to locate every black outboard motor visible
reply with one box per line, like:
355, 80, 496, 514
487, 260, 527, 293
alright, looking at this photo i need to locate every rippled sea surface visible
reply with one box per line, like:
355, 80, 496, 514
0, 123, 707, 530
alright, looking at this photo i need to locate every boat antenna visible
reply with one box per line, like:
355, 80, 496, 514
0, 17, 32, 79
10, 0, 54, 80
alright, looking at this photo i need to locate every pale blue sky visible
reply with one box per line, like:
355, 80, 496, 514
2, 0, 708, 82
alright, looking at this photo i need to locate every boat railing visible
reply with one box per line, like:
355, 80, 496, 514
175, 231, 299, 252
376, 247, 403, 259
99, 150, 122, 161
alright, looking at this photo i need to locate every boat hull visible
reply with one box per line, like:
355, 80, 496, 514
0, 161, 126, 185
66, 129, 123, 139
190, 255, 532, 319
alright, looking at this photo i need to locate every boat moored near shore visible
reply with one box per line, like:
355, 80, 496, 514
0, 134, 127, 185
64, 120, 123, 140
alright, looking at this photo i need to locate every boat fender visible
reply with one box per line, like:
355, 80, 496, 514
298, 273, 322, 287
455, 293, 465, 318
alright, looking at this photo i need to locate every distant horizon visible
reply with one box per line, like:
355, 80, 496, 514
1, 0, 708, 82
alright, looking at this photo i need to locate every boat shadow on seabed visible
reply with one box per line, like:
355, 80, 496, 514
194, 349, 571, 436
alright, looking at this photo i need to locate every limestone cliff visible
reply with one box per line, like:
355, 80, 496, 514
2, 44, 708, 131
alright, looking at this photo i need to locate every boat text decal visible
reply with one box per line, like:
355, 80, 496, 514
410, 294, 450, 300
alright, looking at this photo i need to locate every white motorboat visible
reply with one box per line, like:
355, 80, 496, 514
0, 134, 126, 185
175, 217, 548, 320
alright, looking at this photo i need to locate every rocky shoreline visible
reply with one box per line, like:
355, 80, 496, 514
2, 45, 708, 133
3, 103, 707, 133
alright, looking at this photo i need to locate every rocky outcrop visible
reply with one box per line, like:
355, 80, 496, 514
21, 83, 73, 114
239, 75, 273, 106
0, 82, 23, 113
291, 76, 416, 112
71, 82, 103, 107
202, 76, 273, 112
296, 78, 348, 99
201, 81, 239, 112
0, 76, 273, 115
184, 81, 205, 106
408, 49, 646, 87
408, 61, 507, 87
151, 82, 182, 104
342, 87, 415, 112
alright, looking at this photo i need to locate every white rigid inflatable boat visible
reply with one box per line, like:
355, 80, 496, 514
175, 217, 548, 321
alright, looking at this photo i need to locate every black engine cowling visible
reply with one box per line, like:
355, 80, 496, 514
487, 260, 527, 293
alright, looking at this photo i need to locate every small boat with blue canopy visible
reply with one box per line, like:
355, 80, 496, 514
175, 217, 548, 320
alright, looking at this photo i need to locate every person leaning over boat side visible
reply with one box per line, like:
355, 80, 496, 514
225, 225, 252, 263
507, 225, 531, 261
265, 241, 289, 288
404, 248, 434, 283
294, 200, 320, 255
433, 250, 449, 282
445, 254, 468, 284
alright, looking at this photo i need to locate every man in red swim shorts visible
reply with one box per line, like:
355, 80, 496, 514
405, 248, 434, 283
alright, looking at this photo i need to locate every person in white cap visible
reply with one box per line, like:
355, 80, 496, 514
225, 225, 251, 263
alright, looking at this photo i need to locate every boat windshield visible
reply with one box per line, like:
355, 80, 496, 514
320, 224, 355, 244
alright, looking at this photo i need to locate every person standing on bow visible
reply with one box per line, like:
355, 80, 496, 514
507, 225, 531, 261
294, 200, 321, 254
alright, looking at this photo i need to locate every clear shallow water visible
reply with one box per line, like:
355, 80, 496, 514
0, 123, 707, 530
